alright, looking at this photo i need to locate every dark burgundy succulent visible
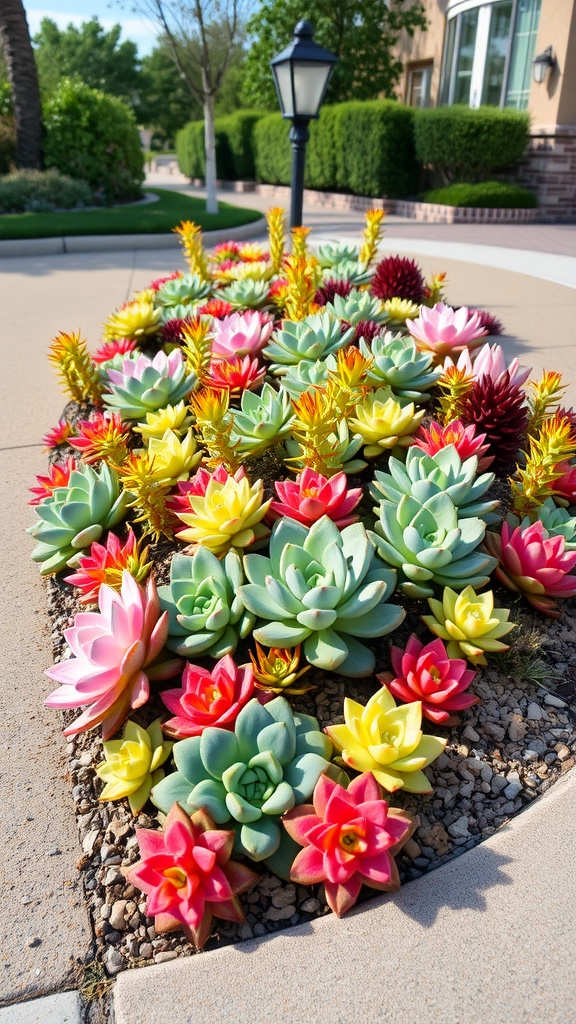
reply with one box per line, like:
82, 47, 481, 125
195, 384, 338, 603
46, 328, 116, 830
459, 371, 528, 474
353, 320, 383, 345
314, 278, 353, 307
371, 255, 425, 303
161, 316, 195, 345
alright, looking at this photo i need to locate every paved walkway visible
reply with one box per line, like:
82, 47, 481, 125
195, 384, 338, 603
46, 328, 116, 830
1, 183, 575, 1022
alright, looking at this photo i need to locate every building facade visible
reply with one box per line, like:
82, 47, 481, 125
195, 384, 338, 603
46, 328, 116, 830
395, 0, 576, 220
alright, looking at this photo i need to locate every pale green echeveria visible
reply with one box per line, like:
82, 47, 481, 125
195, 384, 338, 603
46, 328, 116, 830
159, 302, 199, 324
509, 497, 576, 550
322, 260, 372, 287
284, 419, 367, 475
231, 383, 294, 456
238, 516, 404, 677
325, 289, 388, 326
102, 350, 195, 421
278, 359, 328, 400
155, 273, 211, 308
369, 445, 499, 523
218, 278, 271, 310
369, 491, 497, 599
158, 548, 256, 658
152, 695, 346, 864
28, 463, 131, 575
359, 333, 441, 401
264, 312, 353, 374
315, 241, 359, 268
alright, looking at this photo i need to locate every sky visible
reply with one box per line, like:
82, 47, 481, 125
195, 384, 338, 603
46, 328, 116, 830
23, 0, 161, 56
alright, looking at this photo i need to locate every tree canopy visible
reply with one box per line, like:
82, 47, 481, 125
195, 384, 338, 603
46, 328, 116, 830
33, 17, 141, 105
241, 0, 427, 109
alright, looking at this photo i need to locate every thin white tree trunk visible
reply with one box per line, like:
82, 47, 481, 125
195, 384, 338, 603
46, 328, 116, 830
203, 92, 218, 214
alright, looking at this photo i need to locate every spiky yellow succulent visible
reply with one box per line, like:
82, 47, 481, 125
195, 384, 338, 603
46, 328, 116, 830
172, 220, 210, 280
382, 297, 420, 326
283, 255, 319, 321
144, 428, 202, 486
528, 371, 567, 435
422, 585, 515, 666
48, 330, 102, 404
133, 401, 194, 443
103, 292, 162, 341
359, 208, 385, 267
180, 316, 213, 382
511, 412, 576, 516
425, 272, 448, 306
174, 471, 271, 556
291, 225, 311, 260
190, 387, 240, 472
267, 206, 286, 274
96, 719, 173, 815
118, 452, 174, 541
327, 346, 373, 418
349, 388, 425, 456
437, 365, 475, 424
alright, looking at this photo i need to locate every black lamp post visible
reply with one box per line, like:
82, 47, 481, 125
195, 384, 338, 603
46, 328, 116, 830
270, 21, 338, 229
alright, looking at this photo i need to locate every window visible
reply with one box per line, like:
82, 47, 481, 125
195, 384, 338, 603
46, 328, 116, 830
407, 63, 433, 107
439, 0, 542, 111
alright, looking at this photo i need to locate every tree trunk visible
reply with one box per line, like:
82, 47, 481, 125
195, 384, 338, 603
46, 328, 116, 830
0, 0, 42, 169
203, 92, 218, 214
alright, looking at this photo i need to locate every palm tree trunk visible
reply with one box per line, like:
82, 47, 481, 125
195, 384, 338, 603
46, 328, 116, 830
0, 0, 42, 168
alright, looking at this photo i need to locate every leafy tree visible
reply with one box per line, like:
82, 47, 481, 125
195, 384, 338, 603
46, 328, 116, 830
139, 40, 199, 147
0, 0, 42, 168
242, 0, 427, 110
131, 1, 247, 214
33, 17, 141, 106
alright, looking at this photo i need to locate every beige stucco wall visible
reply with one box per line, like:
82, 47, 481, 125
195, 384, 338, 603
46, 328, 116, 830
528, 0, 576, 126
394, 0, 449, 105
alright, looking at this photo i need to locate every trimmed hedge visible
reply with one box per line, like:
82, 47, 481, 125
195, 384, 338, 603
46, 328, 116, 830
254, 101, 418, 198
176, 111, 264, 181
423, 180, 537, 208
0, 168, 93, 213
43, 79, 145, 203
414, 106, 530, 182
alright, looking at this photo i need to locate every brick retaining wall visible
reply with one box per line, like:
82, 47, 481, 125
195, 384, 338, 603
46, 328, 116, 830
514, 125, 576, 223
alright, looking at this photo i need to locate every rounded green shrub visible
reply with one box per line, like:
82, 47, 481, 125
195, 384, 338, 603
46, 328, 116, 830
176, 111, 264, 181
43, 79, 144, 202
0, 168, 93, 212
414, 106, 530, 182
423, 180, 537, 209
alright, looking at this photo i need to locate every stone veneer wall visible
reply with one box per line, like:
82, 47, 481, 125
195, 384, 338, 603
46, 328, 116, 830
514, 126, 576, 223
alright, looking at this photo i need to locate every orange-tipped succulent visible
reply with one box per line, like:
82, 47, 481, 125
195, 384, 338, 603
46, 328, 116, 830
64, 528, 152, 604
249, 642, 313, 695
172, 220, 210, 280
48, 330, 102, 405
68, 412, 131, 467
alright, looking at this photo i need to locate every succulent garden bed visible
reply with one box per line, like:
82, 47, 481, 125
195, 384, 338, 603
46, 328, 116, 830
29, 210, 576, 980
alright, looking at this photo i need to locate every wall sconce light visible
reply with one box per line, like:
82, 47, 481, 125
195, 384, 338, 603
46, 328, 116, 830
532, 46, 555, 85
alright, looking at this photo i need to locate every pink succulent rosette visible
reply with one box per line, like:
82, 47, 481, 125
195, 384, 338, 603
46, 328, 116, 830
45, 570, 183, 739
484, 520, 576, 617
268, 468, 362, 529
161, 655, 267, 739
64, 529, 150, 604
553, 460, 576, 505
377, 635, 479, 726
442, 343, 530, 389
29, 456, 77, 505
283, 773, 415, 918
408, 302, 487, 360
205, 355, 266, 395
210, 311, 274, 359
92, 338, 137, 365
413, 419, 493, 471
125, 803, 258, 949
42, 419, 76, 449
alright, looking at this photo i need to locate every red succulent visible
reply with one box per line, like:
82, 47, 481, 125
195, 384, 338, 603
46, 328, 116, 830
377, 634, 479, 726
42, 419, 77, 450
413, 419, 494, 471
29, 456, 77, 505
314, 278, 353, 307
92, 338, 137, 365
371, 255, 425, 303
459, 371, 528, 473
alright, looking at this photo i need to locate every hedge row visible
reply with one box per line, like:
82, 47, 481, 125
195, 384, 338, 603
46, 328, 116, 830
176, 102, 532, 199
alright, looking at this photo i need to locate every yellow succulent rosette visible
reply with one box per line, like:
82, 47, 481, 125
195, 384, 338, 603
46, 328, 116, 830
103, 290, 162, 340
96, 719, 173, 815
214, 260, 272, 283
422, 585, 515, 667
382, 298, 420, 326
134, 402, 193, 443
175, 473, 271, 557
348, 388, 425, 457
325, 691, 446, 793
144, 428, 202, 486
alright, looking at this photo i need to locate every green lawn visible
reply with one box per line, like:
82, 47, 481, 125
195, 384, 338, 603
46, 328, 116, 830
0, 188, 263, 240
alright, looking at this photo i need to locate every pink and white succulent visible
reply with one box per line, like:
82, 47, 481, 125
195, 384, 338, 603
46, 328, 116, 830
210, 310, 274, 359
408, 302, 487, 360
268, 468, 362, 529
377, 634, 479, 726
442, 343, 530, 389
283, 773, 415, 918
484, 519, 576, 617
45, 570, 182, 739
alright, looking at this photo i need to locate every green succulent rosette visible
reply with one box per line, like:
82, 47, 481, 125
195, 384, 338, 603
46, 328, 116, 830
155, 273, 211, 308
102, 350, 195, 421
322, 259, 373, 286
28, 462, 131, 575
369, 445, 499, 523
278, 359, 328, 400
231, 383, 294, 456
152, 696, 344, 864
158, 548, 256, 659
263, 312, 353, 374
315, 241, 359, 268
359, 333, 441, 400
509, 497, 576, 550
369, 491, 498, 599
238, 516, 404, 677
325, 288, 387, 326
218, 278, 270, 310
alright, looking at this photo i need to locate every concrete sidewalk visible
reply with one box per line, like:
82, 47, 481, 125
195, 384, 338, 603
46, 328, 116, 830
1, 209, 575, 1022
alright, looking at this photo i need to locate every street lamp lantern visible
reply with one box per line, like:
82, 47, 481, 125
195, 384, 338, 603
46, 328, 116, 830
271, 21, 338, 228
532, 45, 555, 85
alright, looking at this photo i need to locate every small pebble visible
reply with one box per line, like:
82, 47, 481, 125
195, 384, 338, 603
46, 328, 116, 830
154, 951, 178, 964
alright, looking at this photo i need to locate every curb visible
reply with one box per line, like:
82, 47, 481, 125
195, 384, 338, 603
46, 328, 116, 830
0, 216, 267, 259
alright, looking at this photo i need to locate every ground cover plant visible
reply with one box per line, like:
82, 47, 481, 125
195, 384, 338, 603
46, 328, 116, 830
30, 210, 576, 977
0, 188, 262, 240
